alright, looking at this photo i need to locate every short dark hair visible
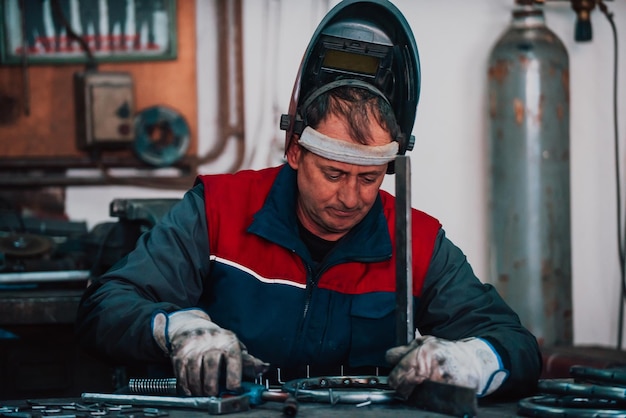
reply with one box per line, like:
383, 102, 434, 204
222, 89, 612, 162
303, 86, 400, 145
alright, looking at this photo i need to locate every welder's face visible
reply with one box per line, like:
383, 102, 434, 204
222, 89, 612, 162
286, 114, 391, 241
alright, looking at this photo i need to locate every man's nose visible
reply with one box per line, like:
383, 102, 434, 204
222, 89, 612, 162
337, 178, 359, 209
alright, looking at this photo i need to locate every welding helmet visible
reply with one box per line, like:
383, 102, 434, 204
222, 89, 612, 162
279, 0, 420, 173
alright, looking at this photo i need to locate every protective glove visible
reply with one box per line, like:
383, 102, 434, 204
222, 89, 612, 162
152, 309, 269, 396
385, 335, 509, 398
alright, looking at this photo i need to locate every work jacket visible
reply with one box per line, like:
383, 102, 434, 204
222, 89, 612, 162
76, 164, 542, 397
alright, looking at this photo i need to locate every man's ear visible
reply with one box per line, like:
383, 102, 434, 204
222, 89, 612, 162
286, 136, 302, 169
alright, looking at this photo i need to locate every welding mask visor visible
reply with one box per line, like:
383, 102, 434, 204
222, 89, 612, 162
279, 0, 420, 173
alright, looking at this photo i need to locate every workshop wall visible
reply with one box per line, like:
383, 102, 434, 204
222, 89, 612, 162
0, 1, 199, 398
0, 0, 197, 159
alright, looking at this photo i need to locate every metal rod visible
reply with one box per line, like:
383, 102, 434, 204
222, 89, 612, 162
0, 173, 194, 188
0, 156, 195, 169
0, 270, 90, 284
81, 393, 222, 410
395, 155, 413, 346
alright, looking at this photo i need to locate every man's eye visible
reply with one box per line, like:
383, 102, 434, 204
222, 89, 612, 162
361, 177, 377, 184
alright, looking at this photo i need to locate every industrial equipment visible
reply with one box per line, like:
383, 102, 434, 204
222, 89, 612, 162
487, 1, 572, 347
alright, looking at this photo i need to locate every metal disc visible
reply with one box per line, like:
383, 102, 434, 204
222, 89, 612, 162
133, 105, 191, 167
0, 233, 54, 257
281, 376, 397, 404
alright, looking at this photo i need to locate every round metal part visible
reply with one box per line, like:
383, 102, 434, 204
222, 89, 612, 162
518, 395, 626, 417
0, 233, 54, 257
281, 375, 397, 404
133, 105, 190, 167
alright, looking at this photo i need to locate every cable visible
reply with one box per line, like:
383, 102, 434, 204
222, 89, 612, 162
595, 2, 623, 349
50, 0, 97, 71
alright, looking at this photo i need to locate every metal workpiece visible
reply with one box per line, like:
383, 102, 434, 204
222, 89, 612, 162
128, 378, 179, 395
81, 392, 251, 415
84, 379, 298, 416
282, 376, 397, 405
518, 365, 626, 417
394, 155, 414, 347
487, 4, 572, 347
207, 395, 251, 415
3, 400, 170, 418
281, 375, 478, 417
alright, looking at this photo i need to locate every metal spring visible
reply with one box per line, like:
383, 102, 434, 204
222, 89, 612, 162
128, 378, 178, 395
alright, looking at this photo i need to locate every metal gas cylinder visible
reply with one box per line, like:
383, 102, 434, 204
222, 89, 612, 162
487, 4, 572, 347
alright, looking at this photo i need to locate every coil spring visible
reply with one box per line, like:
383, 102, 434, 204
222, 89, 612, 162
128, 378, 178, 395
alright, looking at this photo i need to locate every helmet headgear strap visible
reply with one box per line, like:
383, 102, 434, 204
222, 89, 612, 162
292, 79, 391, 136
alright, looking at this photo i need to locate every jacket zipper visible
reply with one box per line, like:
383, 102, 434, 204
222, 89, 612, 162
300, 251, 391, 321
294, 252, 392, 362
302, 263, 315, 320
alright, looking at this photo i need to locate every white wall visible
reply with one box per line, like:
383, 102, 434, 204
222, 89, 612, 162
66, 0, 626, 349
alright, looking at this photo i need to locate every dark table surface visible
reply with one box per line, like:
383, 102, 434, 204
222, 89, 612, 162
0, 396, 524, 418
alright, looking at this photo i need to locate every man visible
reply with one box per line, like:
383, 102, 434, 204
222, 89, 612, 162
76, 0, 541, 401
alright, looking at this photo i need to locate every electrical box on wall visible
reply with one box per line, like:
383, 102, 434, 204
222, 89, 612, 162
74, 71, 135, 150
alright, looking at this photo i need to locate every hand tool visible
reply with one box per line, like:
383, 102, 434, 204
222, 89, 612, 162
235, 382, 297, 416
83, 380, 298, 416
82, 391, 251, 415
394, 155, 478, 418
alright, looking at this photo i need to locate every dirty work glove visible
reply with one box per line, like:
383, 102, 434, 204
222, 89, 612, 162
385, 335, 509, 398
152, 309, 269, 396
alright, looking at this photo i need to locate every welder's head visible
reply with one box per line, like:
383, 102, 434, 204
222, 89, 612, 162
279, 0, 420, 174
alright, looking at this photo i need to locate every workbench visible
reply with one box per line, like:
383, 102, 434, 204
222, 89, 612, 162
0, 285, 119, 399
0, 397, 522, 417
2, 285, 625, 418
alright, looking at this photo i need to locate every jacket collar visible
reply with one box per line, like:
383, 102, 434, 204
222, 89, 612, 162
248, 165, 393, 264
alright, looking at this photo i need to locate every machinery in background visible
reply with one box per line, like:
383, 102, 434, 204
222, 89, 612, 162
74, 70, 191, 169
0, 196, 90, 282
0, 198, 180, 399
0, 198, 178, 284
74, 70, 135, 152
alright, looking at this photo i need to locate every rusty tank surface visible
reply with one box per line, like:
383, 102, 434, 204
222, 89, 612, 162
487, 4, 572, 347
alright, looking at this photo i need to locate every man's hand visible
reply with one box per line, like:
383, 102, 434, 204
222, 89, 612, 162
385, 335, 508, 398
152, 309, 269, 396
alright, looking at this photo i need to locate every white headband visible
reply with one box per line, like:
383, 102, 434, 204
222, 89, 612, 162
298, 126, 398, 166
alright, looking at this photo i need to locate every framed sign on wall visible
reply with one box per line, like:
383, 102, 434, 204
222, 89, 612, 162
0, 0, 177, 64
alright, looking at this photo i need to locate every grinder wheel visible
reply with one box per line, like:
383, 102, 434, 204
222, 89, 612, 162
0, 233, 54, 257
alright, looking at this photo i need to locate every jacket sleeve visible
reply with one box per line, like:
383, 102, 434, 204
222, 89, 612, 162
415, 229, 542, 399
75, 183, 210, 364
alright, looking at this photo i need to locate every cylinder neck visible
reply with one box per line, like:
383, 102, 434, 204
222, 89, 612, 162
511, 7, 545, 27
